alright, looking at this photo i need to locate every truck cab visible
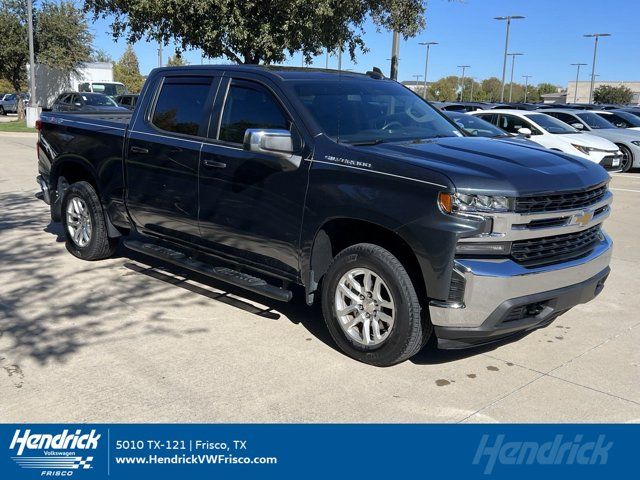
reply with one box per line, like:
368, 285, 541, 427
36, 66, 613, 366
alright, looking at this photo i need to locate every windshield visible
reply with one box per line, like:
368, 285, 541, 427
576, 112, 615, 129
447, 113, 505, 137
91, 83, 126, 96
81, 94, 117, 106
289, 78, 462, 144
524, 113, 577, 134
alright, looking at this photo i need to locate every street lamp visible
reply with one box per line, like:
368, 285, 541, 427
571, 63, 587, 103
507, 53, 523, 102
457, 65, 470, 101
584, 33, 611, 103
522, 75, 532, 102
413, 74, 423, 85
419, 41, 438, 99
494, 15, 525, 102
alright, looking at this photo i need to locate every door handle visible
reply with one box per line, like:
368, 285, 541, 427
202, 159, 227, 169
130, 146, 149, 154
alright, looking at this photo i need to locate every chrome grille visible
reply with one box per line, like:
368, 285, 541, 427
511, 225, 602, 268
514, 184, 608, 214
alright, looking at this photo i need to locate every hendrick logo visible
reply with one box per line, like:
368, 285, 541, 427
10, 429, 101, 473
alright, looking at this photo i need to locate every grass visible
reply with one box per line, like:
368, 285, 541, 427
0, 120, 36, 133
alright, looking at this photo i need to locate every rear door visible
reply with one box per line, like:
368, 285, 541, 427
197, 75, 310, 279
125, 74, 220, 243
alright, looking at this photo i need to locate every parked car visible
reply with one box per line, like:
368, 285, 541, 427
114, 94, 139, 110
443, 111, 534, 146
595, 110, 640, 131
543, 109, 640, 172
78, 81, 127, 97
51, 92, 129, 113
440, 102, 492, 112
36, 65, 613, 366
0, 93, 18, 115
470, 109, 621, 169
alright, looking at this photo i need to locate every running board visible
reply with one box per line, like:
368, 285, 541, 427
123, 239, 293, 302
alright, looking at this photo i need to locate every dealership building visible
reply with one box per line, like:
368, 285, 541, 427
566, 80, 640, 104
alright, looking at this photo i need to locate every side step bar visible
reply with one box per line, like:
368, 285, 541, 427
123, 239, 293, 302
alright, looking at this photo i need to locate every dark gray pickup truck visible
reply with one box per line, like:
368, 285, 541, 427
36, 65, 613, 366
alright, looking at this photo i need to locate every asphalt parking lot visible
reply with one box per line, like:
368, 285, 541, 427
1, 132, 639, 423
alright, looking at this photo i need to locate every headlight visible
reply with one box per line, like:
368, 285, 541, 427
572, 144, 593, 155
438, 192, 512, 213
631, 141, 640, 147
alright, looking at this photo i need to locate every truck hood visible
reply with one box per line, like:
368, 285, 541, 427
359, 136, 610, 197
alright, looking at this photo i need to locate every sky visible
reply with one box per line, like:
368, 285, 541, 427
90, 0, 640, 88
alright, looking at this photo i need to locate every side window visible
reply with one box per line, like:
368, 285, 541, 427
218, 81, 289, 144
151, 77, 213, 137
78, 83, 90, 93
476, 113, 496, 124
548, 112, 576, 126
71, 94, 82, 106
499, 115, 533, 134
121, 97, 131, 106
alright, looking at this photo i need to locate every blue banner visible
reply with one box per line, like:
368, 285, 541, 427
0, 424, 633, 479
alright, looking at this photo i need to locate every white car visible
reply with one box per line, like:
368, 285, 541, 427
470, 109, 622, 169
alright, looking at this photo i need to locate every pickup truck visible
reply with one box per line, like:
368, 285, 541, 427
36, 65, 613, 366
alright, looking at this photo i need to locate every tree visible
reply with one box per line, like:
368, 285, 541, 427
427, 76, 459, 101
0, 0, 93, 91
90, 49, 114, 63
84, 0, 426, 65
593, 85, 633, 105
167, 53, 187, 66
537, 83, 559, 96
113, 45, 144, 93
479, 77, 502, 102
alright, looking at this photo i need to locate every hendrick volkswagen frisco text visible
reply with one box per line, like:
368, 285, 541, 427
35, 66, 613, 366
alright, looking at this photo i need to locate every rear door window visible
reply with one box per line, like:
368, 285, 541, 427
151, 77, 214, 137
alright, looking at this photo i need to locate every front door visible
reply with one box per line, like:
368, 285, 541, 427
125, 75, 218, 242
198, 77, 310, 278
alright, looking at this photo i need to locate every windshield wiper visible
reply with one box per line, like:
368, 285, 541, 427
345, 138, 386, 146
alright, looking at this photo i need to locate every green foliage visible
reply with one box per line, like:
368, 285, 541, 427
536, 83, 558, 96
36, 1, 93, 72
593, 85, 634, 105
113, 45, 144, 93
83, 0, 427, 64
0, 0, 93, 91
428, 76, 459, 101
167, 53, 188, 66
90, 49, 114, 63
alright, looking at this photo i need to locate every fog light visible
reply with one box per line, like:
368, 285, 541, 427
455, 242, 511, 255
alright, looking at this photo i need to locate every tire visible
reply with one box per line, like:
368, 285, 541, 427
61, 181, 117, 260
0, 106, 5, 115
321, 243, 430, 366
618, 144, 633, 173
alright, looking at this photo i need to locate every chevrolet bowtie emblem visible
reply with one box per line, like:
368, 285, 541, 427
574, 211, 593, 226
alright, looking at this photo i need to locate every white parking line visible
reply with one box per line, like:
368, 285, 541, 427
610, 174, 640, 180
611, 188, 640, 193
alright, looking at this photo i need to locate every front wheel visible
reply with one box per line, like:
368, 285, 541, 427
61, 181, 117, 260
321, 243, 430, 366
618, 144, 634, 173
0, 106, 5, 115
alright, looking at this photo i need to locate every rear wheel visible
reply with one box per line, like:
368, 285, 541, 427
618, 144, 633, 173
321, 243, 430, 366
0, 106, 5, 115
61, 181, 117, 260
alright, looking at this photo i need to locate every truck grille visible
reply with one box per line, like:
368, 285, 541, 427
514, 184, 608, 213
511, 225, 602, 268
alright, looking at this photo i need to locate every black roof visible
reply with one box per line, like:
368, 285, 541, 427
152, 64, 388, 81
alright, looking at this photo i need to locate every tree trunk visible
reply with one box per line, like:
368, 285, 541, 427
17, 98, 25, 121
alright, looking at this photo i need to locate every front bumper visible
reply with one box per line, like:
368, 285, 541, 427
430, 233, 612, 349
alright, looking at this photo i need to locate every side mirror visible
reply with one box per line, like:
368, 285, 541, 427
517, 127, 532, 137
571, 122, 584, 130
243, 129, 301, 171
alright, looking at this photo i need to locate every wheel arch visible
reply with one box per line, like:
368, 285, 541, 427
307, 217, 427, 305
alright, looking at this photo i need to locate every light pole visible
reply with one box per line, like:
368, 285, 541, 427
157, 42, 163, 67
494, 15, 525, 102
507, 53, 523, 102
419, 41, 438, 99
27, 0, 36, 105
457, 65, 470, 101
522, 75, 532, 102
571, 63, 587, 103
325, 49, 329, 69
584, 33, 611, 103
